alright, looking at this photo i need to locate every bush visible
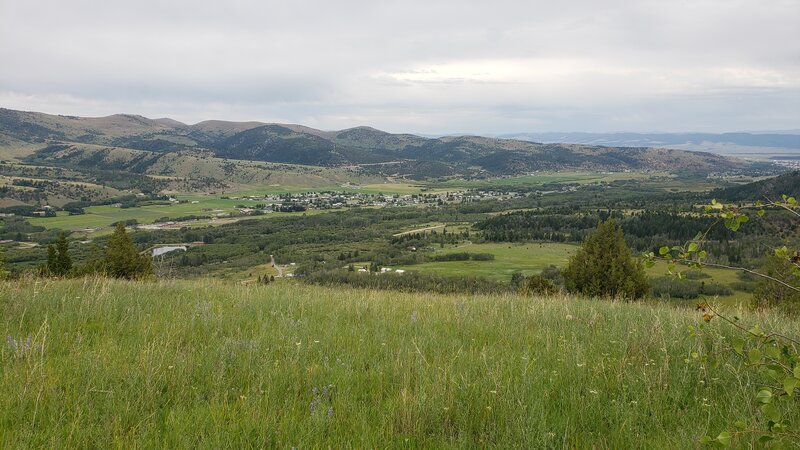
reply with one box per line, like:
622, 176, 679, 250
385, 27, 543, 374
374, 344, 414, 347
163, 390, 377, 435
698, 281, 733, 296
651, 276, 702, 299
522, 275, 559, 295
682, 270, 712, 280
730, 281, 756, 293
752, 249, 800, 315
563, 219, 649, 299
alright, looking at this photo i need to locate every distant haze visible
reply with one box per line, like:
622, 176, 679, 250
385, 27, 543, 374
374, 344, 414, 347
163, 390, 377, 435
1, 0, 798, 134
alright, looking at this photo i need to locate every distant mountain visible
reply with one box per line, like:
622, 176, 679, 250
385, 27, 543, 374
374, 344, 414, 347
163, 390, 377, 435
0, 108, 778, 179
498, 132, 800, 159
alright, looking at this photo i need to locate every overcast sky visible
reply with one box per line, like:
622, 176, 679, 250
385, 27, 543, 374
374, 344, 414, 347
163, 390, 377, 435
1, 0, 798, 133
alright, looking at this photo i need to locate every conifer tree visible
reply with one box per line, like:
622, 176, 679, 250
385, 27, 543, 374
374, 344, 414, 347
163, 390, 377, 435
563, 219, 649, 299
45, 244, 57, 275
104, 223, 153, 280
46, 232, 72, 277
0, 244, 7, 279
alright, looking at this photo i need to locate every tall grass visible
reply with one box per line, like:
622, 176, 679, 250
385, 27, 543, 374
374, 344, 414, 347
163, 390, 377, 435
1, 278, 798, 448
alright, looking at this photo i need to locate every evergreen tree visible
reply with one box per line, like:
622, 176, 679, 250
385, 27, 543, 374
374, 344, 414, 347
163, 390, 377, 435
0, 244, 7, 279
45, 244, 57, 276
104, 223, 153, 280
46, 232, 72, 277
563, 219, 649, 299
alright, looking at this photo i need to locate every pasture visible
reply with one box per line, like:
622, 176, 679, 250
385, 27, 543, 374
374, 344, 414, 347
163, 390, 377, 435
1, 278, 794, 448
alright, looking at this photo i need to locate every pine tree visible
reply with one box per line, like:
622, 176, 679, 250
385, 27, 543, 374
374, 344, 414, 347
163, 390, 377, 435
563, 219, 649, 299
46, 232, 72, 277
45, 244, 57, 276
104, 223, 153, 280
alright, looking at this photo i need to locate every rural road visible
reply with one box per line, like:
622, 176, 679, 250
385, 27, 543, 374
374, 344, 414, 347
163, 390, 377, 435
270, 254, 284, 277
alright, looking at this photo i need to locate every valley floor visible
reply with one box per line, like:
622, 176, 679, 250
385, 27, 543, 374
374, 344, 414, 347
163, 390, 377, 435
2, 278, 797, 448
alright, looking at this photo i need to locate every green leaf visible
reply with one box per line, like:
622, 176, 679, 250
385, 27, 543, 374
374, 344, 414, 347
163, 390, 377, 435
645, 260, 655, 268
734, 421, 746, 430
731, 338, 745, 355
766, 346, 781, 360
699, 435, 714, 445
737, 214, 749, 223
788, 196, 797, 205
659, 246, 670, 256
749, 348, 762, 365
784, 377, 798, 396
756, 389, 773, 404
698, 250, 707, 260
793, 365, 800, 379
757, 435, 774, 444
757, 209, 765, 217
688, 242, 698, 253
761, 403, 781, 422
716, 431, 732, 447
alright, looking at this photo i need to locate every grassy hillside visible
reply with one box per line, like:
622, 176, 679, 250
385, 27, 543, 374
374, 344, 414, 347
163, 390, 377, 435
2, 278, 797, 448
1, 108, 772, 180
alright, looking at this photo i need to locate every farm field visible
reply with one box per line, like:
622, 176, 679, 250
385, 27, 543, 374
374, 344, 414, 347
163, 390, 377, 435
396, 242, 578, 280
1, 278, 795, 448
27, 198, 335, 231
645, 259, 755, 306
393, 242, 756, 305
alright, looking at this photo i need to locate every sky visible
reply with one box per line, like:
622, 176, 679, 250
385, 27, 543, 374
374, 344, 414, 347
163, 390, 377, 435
1, 0, 798, 134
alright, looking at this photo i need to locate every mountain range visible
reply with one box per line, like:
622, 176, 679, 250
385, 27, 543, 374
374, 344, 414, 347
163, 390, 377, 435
0, 108, 778, 179
497, 132, 800, 159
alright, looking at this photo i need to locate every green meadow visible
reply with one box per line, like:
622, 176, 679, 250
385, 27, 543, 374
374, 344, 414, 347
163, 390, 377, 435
396, 242, 577, 280
27, 198, 332, 231
2, 278, 795, 448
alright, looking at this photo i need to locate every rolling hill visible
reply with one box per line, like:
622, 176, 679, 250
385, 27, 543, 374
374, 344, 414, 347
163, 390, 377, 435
0, 108, 777, 180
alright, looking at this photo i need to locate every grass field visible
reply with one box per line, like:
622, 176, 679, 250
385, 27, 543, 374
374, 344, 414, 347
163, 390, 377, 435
396, 242, 577, 280
395, 243, 755, 304
27, 198, 335, 231
2, 278, 796, 448
645, 259, 755, 305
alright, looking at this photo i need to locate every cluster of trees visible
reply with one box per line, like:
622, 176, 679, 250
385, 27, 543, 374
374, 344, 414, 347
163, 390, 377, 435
26, 224, 153, 280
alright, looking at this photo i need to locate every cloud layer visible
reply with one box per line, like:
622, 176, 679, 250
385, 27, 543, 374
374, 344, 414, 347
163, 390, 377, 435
1, 0, 798, 133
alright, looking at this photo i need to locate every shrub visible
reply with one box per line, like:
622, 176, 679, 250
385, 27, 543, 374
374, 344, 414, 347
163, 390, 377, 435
563, 219, 649, 299
522, 275, 559, 296
104, 223, 153, 280
752, 249, 800, 315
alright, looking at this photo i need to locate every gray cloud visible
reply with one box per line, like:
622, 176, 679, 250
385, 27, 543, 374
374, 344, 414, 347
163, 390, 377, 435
1, 0, 798, 133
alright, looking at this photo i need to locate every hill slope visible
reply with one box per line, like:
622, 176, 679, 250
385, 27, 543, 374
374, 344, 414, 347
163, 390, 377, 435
714, 171, 800, 201
0, 108, 773, 179
3, 278, 797, 447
